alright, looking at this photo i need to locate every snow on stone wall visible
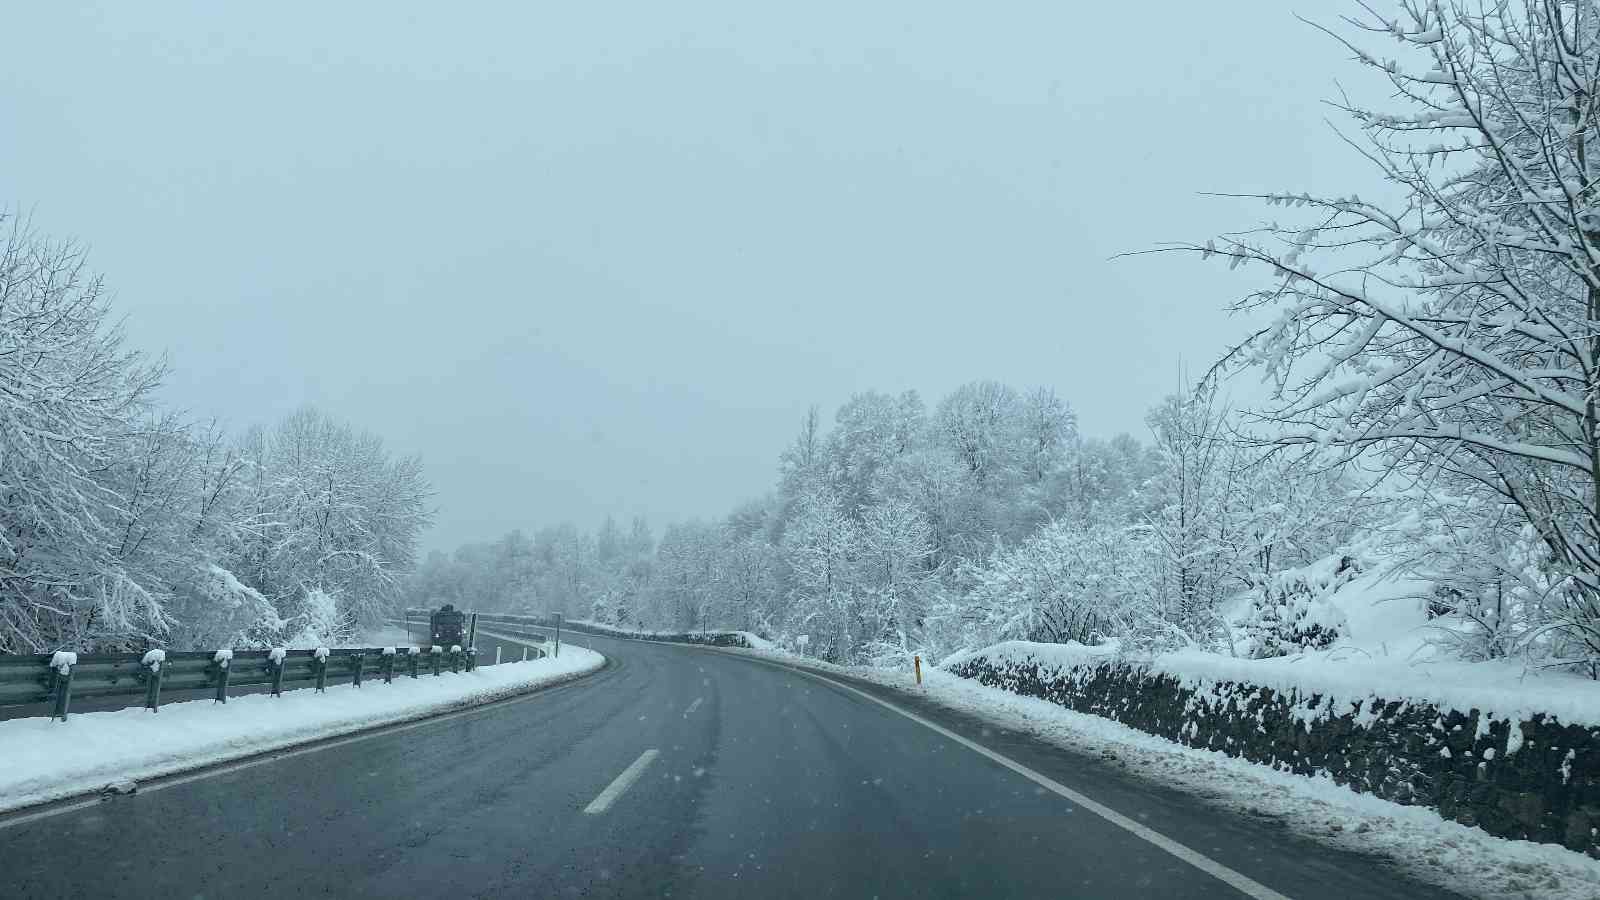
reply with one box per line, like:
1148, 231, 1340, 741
946, 642, 1600, 857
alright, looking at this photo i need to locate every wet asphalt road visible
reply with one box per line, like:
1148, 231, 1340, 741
0, 630, 1459, 899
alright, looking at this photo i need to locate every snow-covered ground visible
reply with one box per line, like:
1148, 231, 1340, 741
342, 624, 418, 648
720, 643, 1600, 900
0, 646, 605, 815
935, 569, 1600, 729
1211, 568, 1600, 727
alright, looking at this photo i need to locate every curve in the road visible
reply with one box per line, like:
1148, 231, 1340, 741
0, 630, 1462, 899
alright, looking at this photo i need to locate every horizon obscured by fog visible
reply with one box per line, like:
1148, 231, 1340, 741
0, 2, 1367, 550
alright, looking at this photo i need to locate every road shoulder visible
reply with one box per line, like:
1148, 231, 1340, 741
686, 643, 1597, 900
0, 646, 607, 823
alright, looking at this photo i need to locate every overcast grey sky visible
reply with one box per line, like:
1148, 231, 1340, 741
0, 2, 1371, 552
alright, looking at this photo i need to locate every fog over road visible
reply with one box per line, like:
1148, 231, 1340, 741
0, 632, 1457, 898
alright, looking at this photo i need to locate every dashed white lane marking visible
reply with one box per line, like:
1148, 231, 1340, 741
584, 749, 659, 815
724, 654, 1292, 900
685, 697, 704, 715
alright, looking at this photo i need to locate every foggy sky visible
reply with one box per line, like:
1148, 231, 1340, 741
0, 2, 1372, 552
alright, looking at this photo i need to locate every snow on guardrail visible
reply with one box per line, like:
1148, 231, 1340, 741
0, 646, 605, 814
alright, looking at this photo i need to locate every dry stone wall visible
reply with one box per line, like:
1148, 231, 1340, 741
946, 651, 1600, 857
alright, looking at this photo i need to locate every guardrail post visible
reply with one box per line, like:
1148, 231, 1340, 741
142, 650, 166, 712
51, 669, 73, 722
431, 645, 443, 676
48, 652, 76, 722
408, 647, 421, 678
213, 650, 233, 703
350, 652, 365, 688
268, 648, 287, 696
382, 648, 396, 683
466, 647, 478, 672
313, 648, 330, 692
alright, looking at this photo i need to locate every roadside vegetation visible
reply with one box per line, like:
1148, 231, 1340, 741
415, 2, 1600, 682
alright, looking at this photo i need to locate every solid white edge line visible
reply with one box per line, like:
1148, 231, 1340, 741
584, 749, 659, 815
719, 653, 1291, 900
478, 631, 1289, 899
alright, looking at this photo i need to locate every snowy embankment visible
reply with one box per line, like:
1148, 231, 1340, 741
0, 646, 604, 815
942, 637, 1600, 731
714, 643, 1600, 900
341, 625, 416, 649
562, 619, 755, 648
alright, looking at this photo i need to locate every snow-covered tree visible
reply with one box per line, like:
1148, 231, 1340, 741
232, 407, 430, 641
1136, 391, 1241, 650
783, 481, 859, 662
412, 380, 1175, 666
0, 212, 431, 653
827, 390, 926, 516
854, 498, 937, 662
935, 380, 1021, 488
960, 520, 1145, 649
1185, 0, 1600, 673
0, 217, 167, 651
719, 534, 778, 632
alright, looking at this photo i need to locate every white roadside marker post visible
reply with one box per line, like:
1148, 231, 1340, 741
495, 646, 502, 666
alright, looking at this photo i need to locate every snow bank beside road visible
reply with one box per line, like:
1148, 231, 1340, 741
913, 664, 1600, 900
944, 636, 1600, 730
0, 647, 605, 815
561, 619, 752, 647
343, 625, 416, 648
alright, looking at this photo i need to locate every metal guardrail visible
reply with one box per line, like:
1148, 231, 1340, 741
409, 608, 750, 649
553, 621, 750, 647
405, 610, 557, 643
407, 609, 550, 631
1, 643, 482, 723
394, 613, 554, 660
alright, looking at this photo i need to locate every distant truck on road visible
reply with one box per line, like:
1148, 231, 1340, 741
430, 604, 467, 647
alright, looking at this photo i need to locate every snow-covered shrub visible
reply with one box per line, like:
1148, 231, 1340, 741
168, 566, 284, 650
284, 588, 346, 648
589, 594, 616, 627
1242, 555, 1357, 659
1420, 519, 1580, 667
959, 520, 1142, 649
